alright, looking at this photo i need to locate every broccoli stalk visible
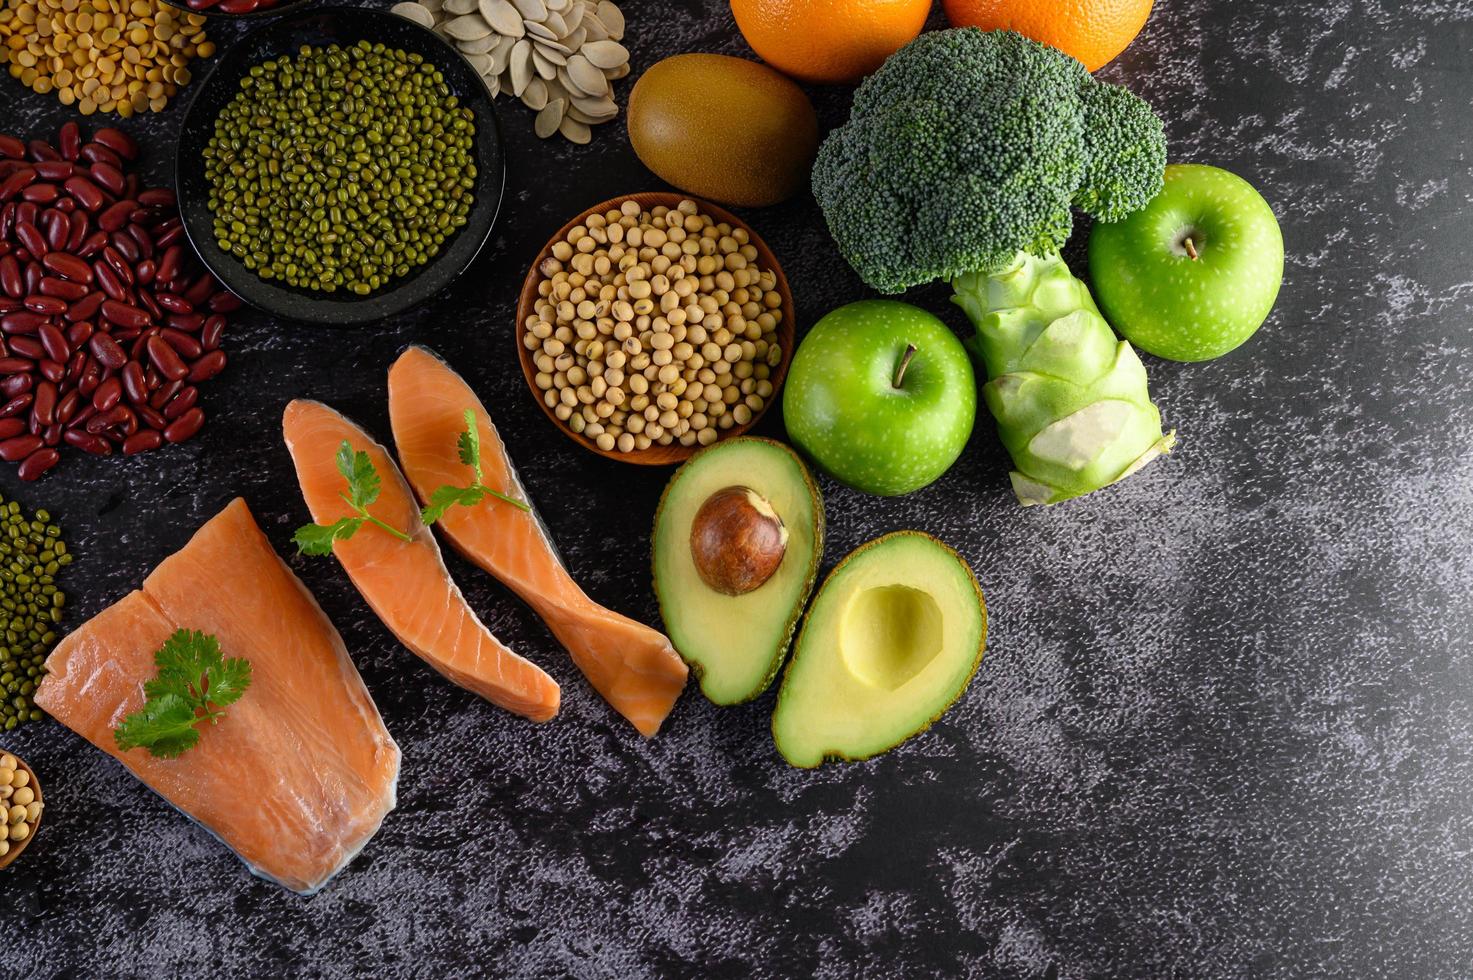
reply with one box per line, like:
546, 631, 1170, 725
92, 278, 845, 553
811, 28, 1176, 506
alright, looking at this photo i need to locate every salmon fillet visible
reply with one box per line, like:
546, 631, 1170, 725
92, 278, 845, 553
282, 398, 560, 723
388, 346, 688, 736
34, 498, 399, 895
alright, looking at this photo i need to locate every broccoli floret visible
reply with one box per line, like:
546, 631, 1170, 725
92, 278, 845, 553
811, 28, 1166, 294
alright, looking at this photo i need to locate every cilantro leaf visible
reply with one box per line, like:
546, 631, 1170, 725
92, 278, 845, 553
293, 517, 363, 556
112, 629, 254, 759
114, 693, 202, 759
419, 410, 529, 525
457, 409, 482, 481
336, 440, 381, 509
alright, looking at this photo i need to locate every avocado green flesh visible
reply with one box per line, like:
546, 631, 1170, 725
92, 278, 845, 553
772, 532, 985, 767
653, 438, 823, 704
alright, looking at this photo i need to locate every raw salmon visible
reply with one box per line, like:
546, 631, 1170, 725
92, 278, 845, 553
388, 346, 688, 736
34, 498, 399, 895
283, 398, 561, 722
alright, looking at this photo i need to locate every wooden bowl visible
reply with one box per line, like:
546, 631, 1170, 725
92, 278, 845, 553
515, 193, 796, 466
0, 754, 41, 871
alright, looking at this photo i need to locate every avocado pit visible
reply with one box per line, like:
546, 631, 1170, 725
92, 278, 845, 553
689, 486, 788, 596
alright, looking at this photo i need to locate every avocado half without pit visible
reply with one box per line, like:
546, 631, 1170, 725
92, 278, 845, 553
653, 437, 825, 704
771, 531, 987, 768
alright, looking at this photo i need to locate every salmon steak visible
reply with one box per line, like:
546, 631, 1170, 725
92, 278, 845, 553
283, 398, 561, 722
388, 346, 688, 737
34, 498, 400, 895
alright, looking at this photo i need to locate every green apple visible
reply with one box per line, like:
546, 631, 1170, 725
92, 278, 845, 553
782, 300, 975, 496
1088, 163, 1284, 362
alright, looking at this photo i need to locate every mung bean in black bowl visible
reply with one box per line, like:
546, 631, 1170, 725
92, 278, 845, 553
0, 497, 71, 731
175, 7, 506, 326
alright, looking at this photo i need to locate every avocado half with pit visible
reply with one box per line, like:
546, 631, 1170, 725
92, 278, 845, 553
652, 437, 824, 704
772, 531, 986, 767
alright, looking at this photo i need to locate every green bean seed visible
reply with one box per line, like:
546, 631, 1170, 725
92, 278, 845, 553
0, 497, 68, 730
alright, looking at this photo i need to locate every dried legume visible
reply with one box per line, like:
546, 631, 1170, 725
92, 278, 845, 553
0, 753, 41, 859
202, 40, 477, 296
0, 496, 69, 730
524, 198, 782, 452
0, 122, 235, 477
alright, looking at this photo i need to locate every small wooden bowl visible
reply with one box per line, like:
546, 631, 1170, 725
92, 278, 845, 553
515, 193, 796, 466
0, 754, 41, 871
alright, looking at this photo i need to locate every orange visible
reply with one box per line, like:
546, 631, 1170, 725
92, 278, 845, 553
941, 0, 1153, 72
730, 0, 933, 85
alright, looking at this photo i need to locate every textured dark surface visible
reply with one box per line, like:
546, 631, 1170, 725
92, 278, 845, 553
5, 1, 1473, 977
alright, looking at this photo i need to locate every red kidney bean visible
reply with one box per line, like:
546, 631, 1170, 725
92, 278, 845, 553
65, 350, 85, 384
93, 128, 138, 161
9, 337, 42, 359
0, 433, 41, 460
1, 312, 44, 335
159, 328, 202, 360
78, 142, 122, 171
15, 202, 37, 228
0, 358, 30, 375
122, 429, 161, 455
137, 187, 174, 208
31, 380, 56, 426
183, 273, 215, 306
0, 136, 23, 160
0, 255, 19, 298
15, 222, 45, 258
98, 199, 134, 232
76, 368, 100, 401
0, 418, 22, 440
163, 385, 197, 420
76, 230, 107, 259
40, 276, 86, 301
62, 176, 104, 211
27, 141, 58, 163
108, 230, 139, 263
66, 210, 88, 252
42, 251, 89, 282
37, 322, 68, 362
64, 429, 110, 455
42, 213, 67, 252
92, 376, 122, 411
163, 407, 203, 443
136, 404, 166, 430
21, 262, 40, 297
120, 360, 147, 403
33, 161, 72, 182
167, 312, 203, 332
86, 403, 131, 434
201, 315, 225, 351
20, 183, 58, 205
149, 377, 182, 410
126, 223, 153, 259
0, 170, 36, 202
154, 220, 185, 249
156, 245, 183, 284
37, 360, 63, 384
146, 336, 187, 380
66, 291, 103, 322
66, 321, 92, 347
88, 331, 127, 370
102, 300, 149, 330
55, 388, 78, 424
208, 291, 242, 314
17, 447, 59, 481
0, 393, 31, 418
57, 122, 81, 161
0, 373, 30, 398
137, 290, 161, 321
94, 260, 127, 302
154, 291, 192, 315
0, 206, 11, 242
101, 245, 133, 286
136, 258, 156, 287
25, 295, 66, 316
89, 162, 124, 197
187, 350, 226, 383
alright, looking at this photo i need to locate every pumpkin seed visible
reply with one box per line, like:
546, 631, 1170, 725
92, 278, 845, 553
444, 14, 493, 39
558, 115, 591, 144
510, 0, 546, 19
521, 75, 549, 110
542, 10, 568, 36
581, 13, 608, 42
509, 37, 534, 95
458, 33, 500, 54
478, 0, 526, 36
535, 98, 565, 138
444, 0, 478, 14
565, 53, 607, 96
389, 1, 436, 28
463, 51, 493, 74
581, 39, 626, 70
534, 38, 570, 62
596, 1, 623, 40
570, 92, 616, 119
489, 34, 516, 73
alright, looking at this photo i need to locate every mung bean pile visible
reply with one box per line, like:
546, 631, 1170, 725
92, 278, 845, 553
0, 496, 69, 730
203, 41, 478, 296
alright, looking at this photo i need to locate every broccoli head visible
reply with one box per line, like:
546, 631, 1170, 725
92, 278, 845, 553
811, 29, 1167, 294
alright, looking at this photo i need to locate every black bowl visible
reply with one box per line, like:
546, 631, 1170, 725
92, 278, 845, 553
160, 0, 312, 19
175, 6, 505, 326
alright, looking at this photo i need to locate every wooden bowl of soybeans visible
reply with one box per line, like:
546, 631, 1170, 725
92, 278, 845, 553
0, 752, 42, 870
515, 193, 796, 466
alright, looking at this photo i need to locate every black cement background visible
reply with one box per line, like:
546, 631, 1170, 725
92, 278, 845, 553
5, 1, 1473, 977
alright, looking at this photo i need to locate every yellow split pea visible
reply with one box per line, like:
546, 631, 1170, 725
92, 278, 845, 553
0, 0, 212, 115
525, 199, 784, 454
